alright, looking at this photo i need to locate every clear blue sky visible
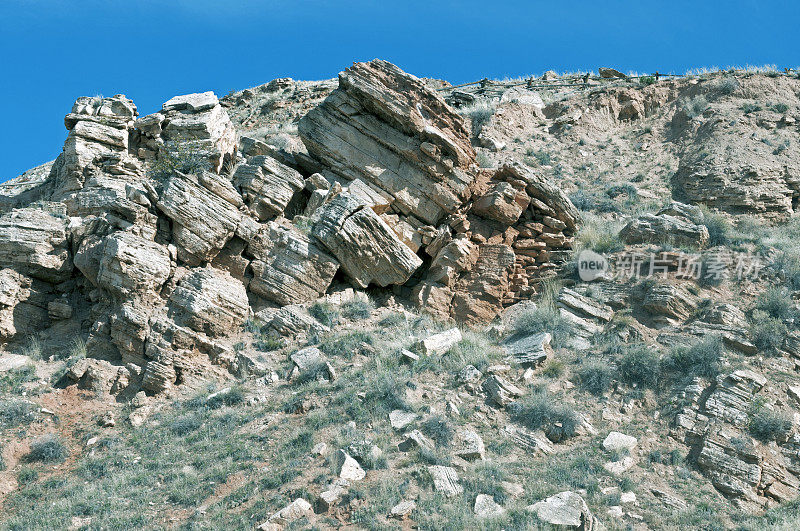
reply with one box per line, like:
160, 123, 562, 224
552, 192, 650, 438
1, 0, 798, 181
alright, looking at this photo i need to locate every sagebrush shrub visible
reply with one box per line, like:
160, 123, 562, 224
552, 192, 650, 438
664, 336, 722, 378
748, 406, 792, 442
509, 393, 579, 442
617, 346, 660, 389
27, 434, 67, 463
576, 361, 615, 396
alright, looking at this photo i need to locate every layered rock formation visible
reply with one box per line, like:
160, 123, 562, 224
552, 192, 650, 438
0, 59, 578, 394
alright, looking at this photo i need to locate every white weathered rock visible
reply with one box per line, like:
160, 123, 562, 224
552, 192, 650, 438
334, 449, 366, 481
399, 430, 435, 452
388, 500, 416, 519
482, 374, 524, 407
418, 328, 462, 356
248, 221, 339, 306
0, 208, 72, 282
603, 431, 638, 453
262, 498, 313, 528
454, 429, 485, 461
503, 332, 551, 366
620, 213, 709, 248
0, 353, 30, 373
428, 465, 463, 497
604, 456, 635, 475
168, 266, 249, 338
299, 59, 476, 225
389, 410, 419, 430
474, 494, 505, 518
528, 491, 596, 529
233, 155, 305, 221
155, 171, 243, 266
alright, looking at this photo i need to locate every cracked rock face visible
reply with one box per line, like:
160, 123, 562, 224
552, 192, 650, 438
0, 59, 580, 396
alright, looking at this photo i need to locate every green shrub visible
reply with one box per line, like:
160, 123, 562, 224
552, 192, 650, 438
0, 400, 36, 428
170, 413, 203, 435
741, 102, 762, 114
682, 95, 709, 118
639, 76, 656, 86
772, 251, 800, 290
341, 299, 374, 320
19, 335, 43, 360
421, 416, 454, 448
703, 211, 731, 246
476, 152, 494, 168
526, 149, 552, 166
576, 361, 615, 396
364, 371, 408, 414
754, 287, 796, 321
617, 345, 661, 389
206, 386, 246, 409
17, 467, 39, 484
748, 405, 792, 442
713, 78, 739, 95
318, 330, 375, 359
508, 393, 579, 442
459, 100, 497, 136
309, 302, 340, 327
513, 306, 575, 349
770, 102, 789, 113
254, 336, 284, 352
0, 364, 37, 394
663, 336, 722, 378
147, 141, 208, 179
541, 359, 565, 378
27, 434, 67, 463
574, 213, 624, 254
750, 309, 787, 355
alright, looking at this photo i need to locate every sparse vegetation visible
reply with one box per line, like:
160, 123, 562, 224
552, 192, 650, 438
341, 298, 375, 320
509, 393, 579, 442
309, 302, 340, 327
27, 434, 67, 463
682, 95, 709, 118
748, 403, 792, 442
617, 345, 661, 389
147, 141, 208, 179
459, 100, 497, 136
664, 336, 722, 379
576, 360, 615, 396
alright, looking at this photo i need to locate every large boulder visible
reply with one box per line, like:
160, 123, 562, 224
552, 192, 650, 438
299, 59, 476, 225
155, 170, 244, 266
0, 207, 72, 283
233, 155, 305, 221
136, 91, 236, 173
528, 491, 599, 530
93, 231, 171, 298
248, 221, 339, 305
168, 266, 249, 338
311, 191, 422, 288
620, 212, 709, 248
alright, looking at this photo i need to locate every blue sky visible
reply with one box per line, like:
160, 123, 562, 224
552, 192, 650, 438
1, 0, 798, 181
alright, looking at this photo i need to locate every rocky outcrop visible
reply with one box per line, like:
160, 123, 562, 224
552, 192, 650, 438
136, 91, 236, 173
0, 207, 72, 283
673, 370, 799, 507
299, 59, 476, 225
620, 202, 710, 248
233, 155, 305, 220
0, 59, 581, 390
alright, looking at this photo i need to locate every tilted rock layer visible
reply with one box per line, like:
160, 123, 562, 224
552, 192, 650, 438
0, 59, 576, 394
